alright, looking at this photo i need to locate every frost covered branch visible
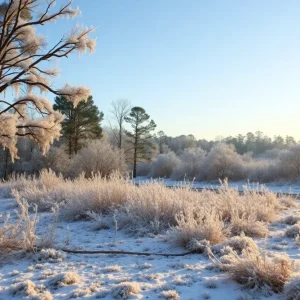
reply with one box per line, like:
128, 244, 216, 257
0, 0, 96, 160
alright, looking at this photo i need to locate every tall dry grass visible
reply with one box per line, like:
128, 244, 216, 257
0, 191, 37, 253
209, 247, 292, 294
0, 170, 282, 242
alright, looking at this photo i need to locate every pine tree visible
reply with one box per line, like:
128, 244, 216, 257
53, 96, 103, 156
125, 107, 156, 178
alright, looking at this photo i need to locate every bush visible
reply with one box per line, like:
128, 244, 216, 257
159, 290, 180, 300
150, 152, 180, 178
10, 280, 46, 297
171, 148, 206, 180
279, 145, 300, 179
0, 191, 37, 253
212, 234, 258, 255
167, 208, 226, 247
210, 248, 292, 293
285, 224, 300, 238
230, 213, 268, 237
48, 272, 80, 287
72, 139, 127, 178
282, 215, 300, 225
110, 282, 140, 299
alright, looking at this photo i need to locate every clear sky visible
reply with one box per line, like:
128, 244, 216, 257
45, 0, 300, 140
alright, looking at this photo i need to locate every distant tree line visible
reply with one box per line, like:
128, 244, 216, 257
1, 94, 299, 183
153, 131, 297, 156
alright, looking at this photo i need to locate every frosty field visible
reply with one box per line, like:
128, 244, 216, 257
1, 172, 300, 299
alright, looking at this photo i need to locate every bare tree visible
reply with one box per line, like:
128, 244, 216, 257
0, 0, 96, 161
110, 99, 131, 149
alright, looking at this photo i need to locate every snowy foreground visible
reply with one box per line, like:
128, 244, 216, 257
1, 194, 300, 300
135, 176, 300, 195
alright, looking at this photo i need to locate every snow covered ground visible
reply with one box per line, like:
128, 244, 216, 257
0, 193, 300, 299
134, 176, 300, 195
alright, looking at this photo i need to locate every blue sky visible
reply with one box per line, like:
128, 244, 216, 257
44, 0, 300, 140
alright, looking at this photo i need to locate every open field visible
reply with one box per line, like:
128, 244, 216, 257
1, 171, 300, 299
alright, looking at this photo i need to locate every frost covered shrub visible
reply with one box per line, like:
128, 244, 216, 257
117, 181, 277, 236
6, 170, 67, 211
10, 280, 46, 297
72, 139, 126, 178
230, 213, 268, 237
285, 274, 300, 300
204, 143, 245, 180
279, 145, 300, 179
171, 148, 206, 180
285, 224, 300, 238
244, 159, 279, 182
212, 234, 258, 255
35, 248, 66, 263
70, 288, 92, 298
282, 215, 300, 225
61, 173, 136, 220
167, 208, 226, 247
0, 192, 37, 253
159, 290, 180, 300
116, 183, 188, 234
110, 282, 140, 299
48, 272, 79, 287
30, 146, 72, 176
210, 248, 292, 293
150, 152, 180, 178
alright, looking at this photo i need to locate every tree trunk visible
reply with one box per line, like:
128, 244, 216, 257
4, 148, 10, 180
133, 147, 137, 178
119, 123, 122, 149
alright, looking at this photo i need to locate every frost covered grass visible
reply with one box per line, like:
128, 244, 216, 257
210, 248, 292, 294
10, 280, 50, 298
0, 170, 281, 239
48, 272, 80, 287
285, 223, 300, 238
211, 234, 258, 255
110, 282, 140, 299
159, 290, 180, 299
0, 191, 37, 253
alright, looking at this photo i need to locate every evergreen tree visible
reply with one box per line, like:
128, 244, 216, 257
125, 107, 156, 178
53, 96, 103, 156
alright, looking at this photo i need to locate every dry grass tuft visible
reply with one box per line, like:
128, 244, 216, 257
159, 290, 180, 299
110, 282, 140, 299
230, 213, 268, 237
48, 272, 79, 287
282, 215, 300, 225
34, 248, 66, 263
167, 208, 226, 248
285, 223, 300, 238
212, 234, 258, 255
209, 247, 292, 294
10, 280, 46, 297
0, 191, 37, 253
